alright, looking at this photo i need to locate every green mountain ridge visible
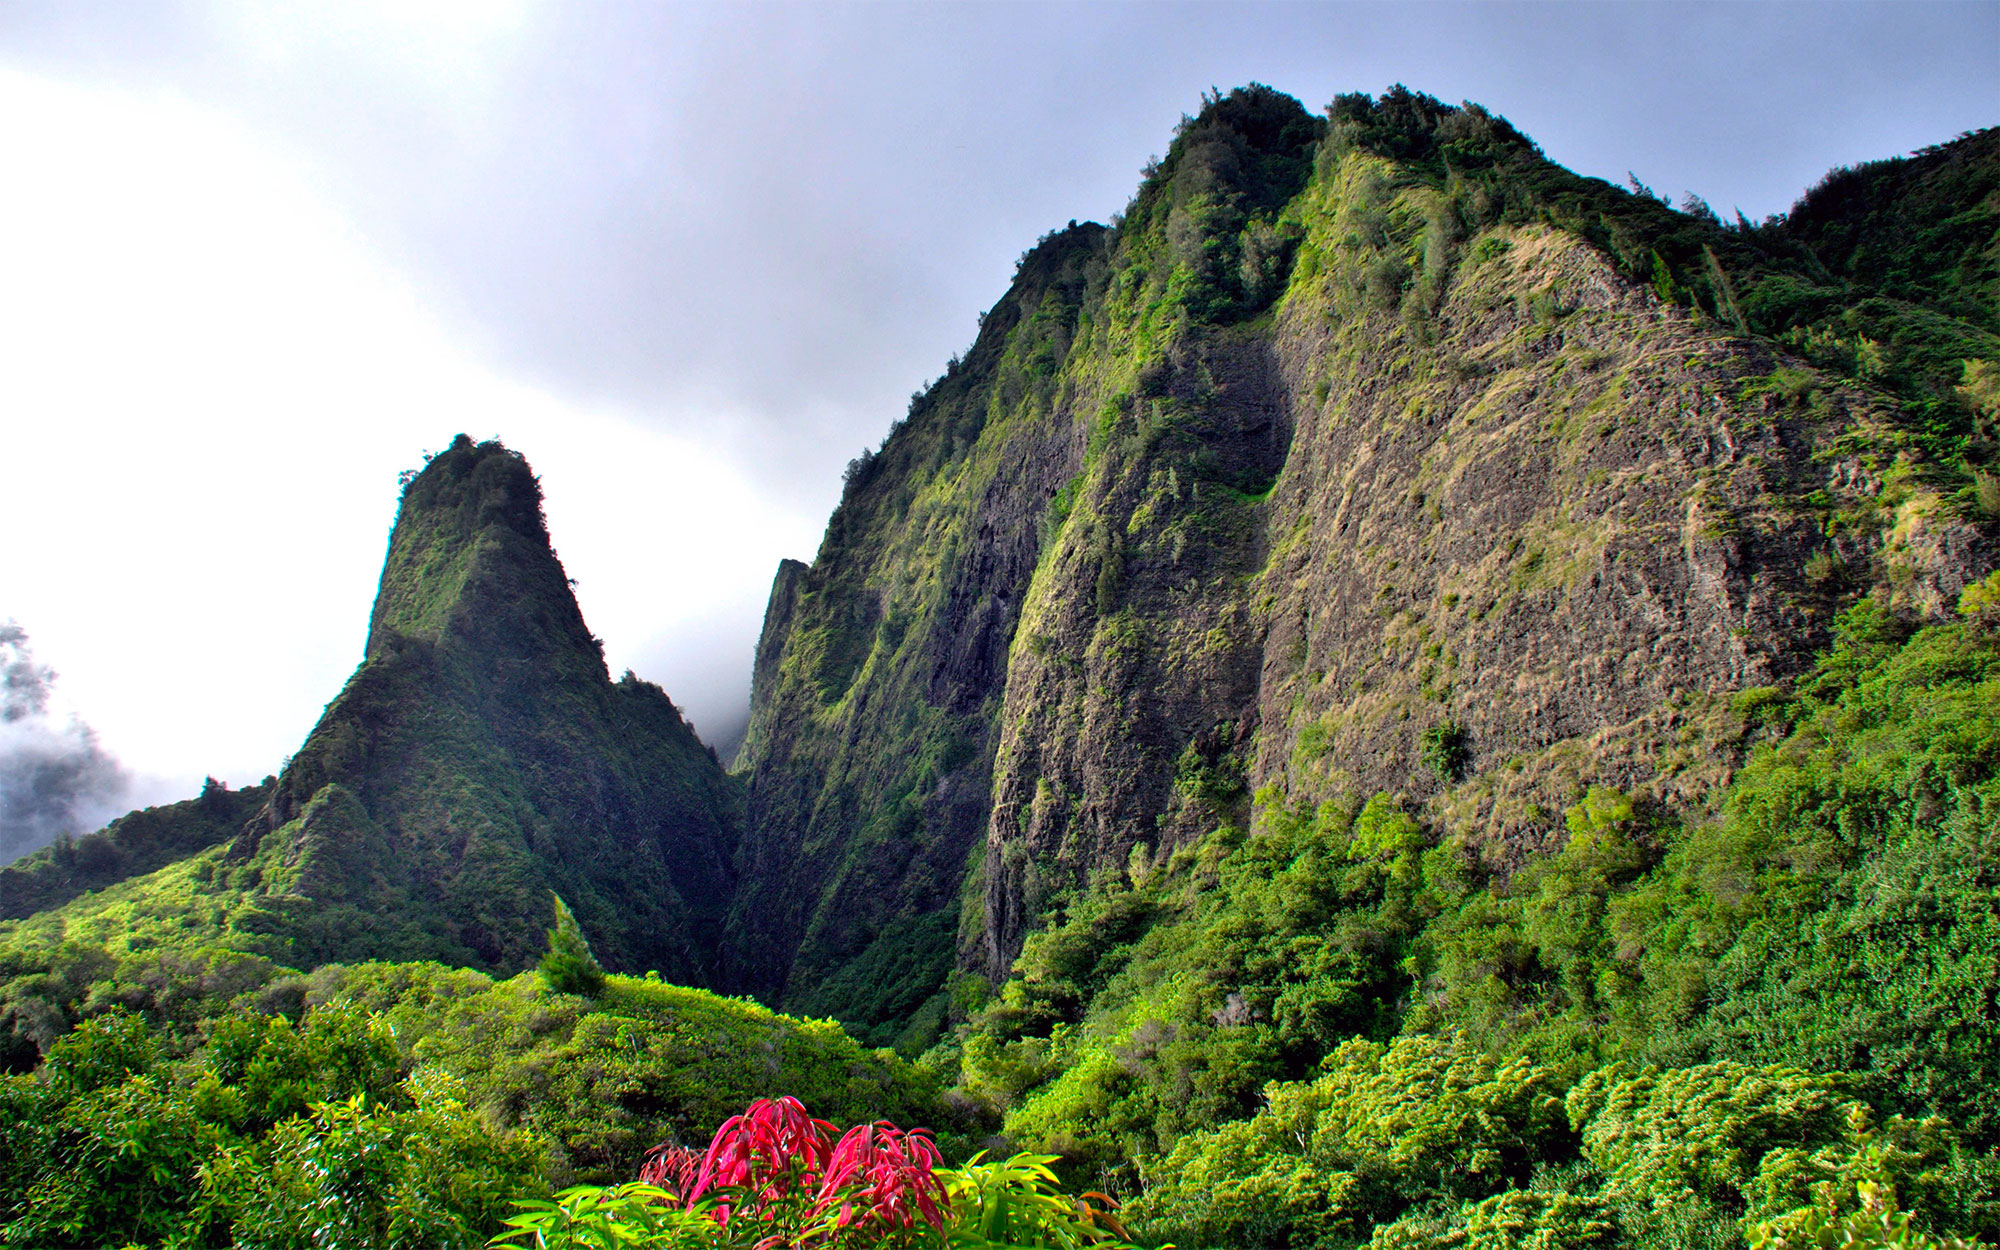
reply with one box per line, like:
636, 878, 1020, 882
10, 88, 1995, 1049
2, 82, 1997, 1248
1, 436, 741, 992
729, 87, 1999, 1048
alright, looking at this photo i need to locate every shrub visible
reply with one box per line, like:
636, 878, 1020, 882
541, 893, 606, 998
1418, 721, 1469, 783
495, 1097, 1146, 1250
1128, 1035, 1570, 1249
206, 1072, 545, 1250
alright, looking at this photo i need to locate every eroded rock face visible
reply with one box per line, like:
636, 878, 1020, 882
733, 89, 1997, 1034
975, 228, 1855, 967
1250, 228, 1859, 862
232, 437, 742, 975
724, 228, 1104, 1038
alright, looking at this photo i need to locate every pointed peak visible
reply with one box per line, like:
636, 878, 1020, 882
395, 436, 543, 543
1127, 84, 1322, 237
1176, 83, 1318, 156
1325, 85, 1539, 168
365, 437, 599, 672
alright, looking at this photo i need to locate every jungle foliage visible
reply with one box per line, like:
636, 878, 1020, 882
0, 957, 950, 1247
0, 86, 1996, 1249
934, 604, 2000, 1248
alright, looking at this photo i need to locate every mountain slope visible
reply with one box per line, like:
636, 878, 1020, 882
729, 86, 1999, 1048
5, 437, 741, 981
725, 222, 1111, 1045
241, 434, 741, 975
0, 777, 270, 921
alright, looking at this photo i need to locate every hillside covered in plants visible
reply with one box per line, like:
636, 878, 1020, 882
2, 85, 1997, 1248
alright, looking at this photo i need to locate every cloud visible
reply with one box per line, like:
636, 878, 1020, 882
0, 622, 130, 864
0, 2, 1993, 791
0, 69, 822, 785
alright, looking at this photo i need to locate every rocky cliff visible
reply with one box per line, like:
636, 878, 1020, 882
730, 87, 1999, 1047
12, 88, 1992, 1057
218, 435, 742, 975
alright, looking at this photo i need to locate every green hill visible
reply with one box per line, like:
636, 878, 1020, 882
1, 436, 741, 993
728, 87, 1999, 1055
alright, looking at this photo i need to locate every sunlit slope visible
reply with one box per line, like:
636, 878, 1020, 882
5, 437, 743, 980
729, 87, 1999, 1047
0, 777, 271, 920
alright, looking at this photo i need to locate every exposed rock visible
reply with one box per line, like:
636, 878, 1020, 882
729, 89, 1998, 1042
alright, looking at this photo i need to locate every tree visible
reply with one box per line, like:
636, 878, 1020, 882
540, 893, 605, 997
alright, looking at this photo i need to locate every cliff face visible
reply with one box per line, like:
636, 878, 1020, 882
226, 436, 742, 975
14, 90, 1991, 1054
726, 229, 1108, 1043
731, 88, 1999, 1043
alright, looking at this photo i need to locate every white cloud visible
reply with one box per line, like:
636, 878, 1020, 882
208, 0, 533, 97
0, 68, 810, 798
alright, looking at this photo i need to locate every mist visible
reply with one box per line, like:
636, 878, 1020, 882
0, 621, 131, 864
0, 2, 1992, 795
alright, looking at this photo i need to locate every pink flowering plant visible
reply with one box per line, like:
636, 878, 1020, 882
688, 1095, 840, 1238
675, 1097, 945, 1249
814, 1120, 947, 1245
495, 1096, 1148, 1250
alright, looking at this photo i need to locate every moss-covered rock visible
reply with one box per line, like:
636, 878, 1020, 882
728, 87, 1998, 1050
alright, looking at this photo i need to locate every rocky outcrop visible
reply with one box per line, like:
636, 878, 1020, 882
725, 228, 1106, 1044
730, 88, 1999, 1041
228, 436, 742, 975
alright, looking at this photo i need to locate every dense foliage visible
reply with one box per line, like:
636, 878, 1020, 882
0, 954, 951, 1246
496, 1096, 1137, 1250
1, 85, 1996, 1249
0, 1003, 543, 1247
927, 603, 2000, 1247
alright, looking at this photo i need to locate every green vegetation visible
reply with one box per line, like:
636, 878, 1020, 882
0, 776, 272, 921
541, 893, 607, 997
934, 610, 2000, 1247
2, 84, 1998, 1250
0, 963, 947, 1245
0, 1002, 543, 1248
1315, 91, 1997, 441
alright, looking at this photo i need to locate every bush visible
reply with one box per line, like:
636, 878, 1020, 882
541, 893, 607, 998
1129, 1035, 1571, 1249
205, 1071, 545, 1250
495, 1097, 1145, 1250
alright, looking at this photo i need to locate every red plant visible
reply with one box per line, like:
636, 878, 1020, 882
640, 1097, 964, 1248
813, 1121, 946, 1234
688, 1095, 837, 1220
638, 1142, 703, 1199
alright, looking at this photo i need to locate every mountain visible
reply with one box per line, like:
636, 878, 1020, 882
13, 88, 1993, 1062
0, 776, 271, 921
726, 86, 1999, 1048
3, 82, 1998, 1249
3, 436, 740, 981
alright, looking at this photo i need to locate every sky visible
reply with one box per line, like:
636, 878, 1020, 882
0, 0, 1994, 842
